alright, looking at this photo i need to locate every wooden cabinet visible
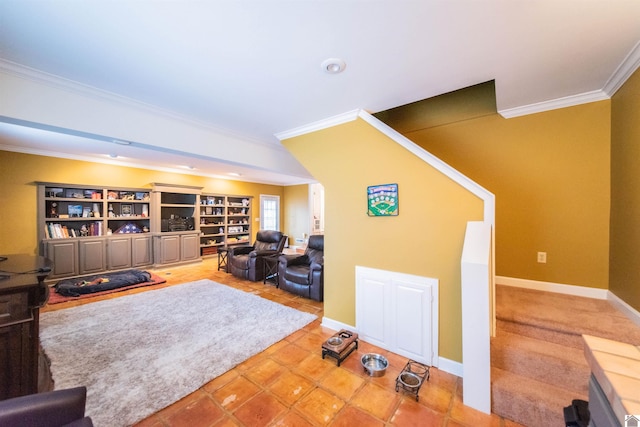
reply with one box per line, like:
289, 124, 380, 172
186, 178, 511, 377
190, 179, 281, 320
131, 235, 152, 267
198, 193, 252, 257
37, 182, 252, 273
37, 183, 154, 279
44, 239, 78, 279
0, 255, 51, 399
78, 238, 106, 275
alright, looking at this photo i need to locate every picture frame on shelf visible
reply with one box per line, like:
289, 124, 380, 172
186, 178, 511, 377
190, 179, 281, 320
82, 207, 91, 218
65, 189, 84, 199
68, 205, 83, 218
121, 204, 133, 216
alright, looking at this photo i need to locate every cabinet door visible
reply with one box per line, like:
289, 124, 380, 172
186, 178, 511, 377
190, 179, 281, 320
78, 239, 106, 275
181, 234, 199, 261
0, 323, 31, 400
159, 235, 180, 264
131, 235, 152, 267
45, 240, 78, 278
108, 237, 132, 270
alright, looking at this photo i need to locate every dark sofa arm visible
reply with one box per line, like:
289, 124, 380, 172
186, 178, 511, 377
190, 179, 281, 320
309, 261, 323, 272
228, 245, 254, 256
251, 249, 280, 257
279, 254, 309, 267
0, 386, 92, 427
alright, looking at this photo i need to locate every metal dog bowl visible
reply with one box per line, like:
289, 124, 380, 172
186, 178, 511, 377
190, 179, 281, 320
398, 371, 422, 388
361, 353, 388, 377
327, 337, 343, 346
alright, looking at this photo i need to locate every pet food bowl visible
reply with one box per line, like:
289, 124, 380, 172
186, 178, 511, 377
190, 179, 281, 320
327, 337, 343, 346
398, 371, 422, 389
361, 353, 388, 377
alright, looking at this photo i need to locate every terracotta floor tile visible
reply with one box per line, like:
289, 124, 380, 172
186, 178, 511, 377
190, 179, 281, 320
272, 342, 312, 366
165, 395, 224, 427
414, 382, 454, 414
212, 418, 242, 427
350, 382, 400, 422
330, 405, 385, 427
232, 391, 287, 427
211, 376, 261, 411
292, 330, 326, 352
429, 367, 459, 393
295, 353, 336, 382
272, 410, 316, 427
448, 396, 502, 427
203, 369, 240, 393
51, 259, 521, 427
269, 370, 315, 406
294, 387, 346, 426
319, 367, 365, 400
244, 357, 287, 387
390, 398, 445, 426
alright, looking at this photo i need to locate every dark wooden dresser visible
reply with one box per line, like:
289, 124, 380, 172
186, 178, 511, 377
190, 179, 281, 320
0, 254, 51, 400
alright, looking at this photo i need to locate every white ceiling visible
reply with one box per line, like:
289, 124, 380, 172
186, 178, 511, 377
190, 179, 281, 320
1, 1, 639, 185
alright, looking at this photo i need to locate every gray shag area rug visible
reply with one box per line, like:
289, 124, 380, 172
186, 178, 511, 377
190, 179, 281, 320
40, 279, 317, 427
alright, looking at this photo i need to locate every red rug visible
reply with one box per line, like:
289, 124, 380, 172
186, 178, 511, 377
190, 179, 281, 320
46, 272, 167, 305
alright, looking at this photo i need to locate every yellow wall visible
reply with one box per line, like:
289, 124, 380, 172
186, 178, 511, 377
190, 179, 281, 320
282, 118, 484, 362
610, 67, 640, 312
404, 101, 611, 289
0, 151, 284, 255
283, 184, 310, 246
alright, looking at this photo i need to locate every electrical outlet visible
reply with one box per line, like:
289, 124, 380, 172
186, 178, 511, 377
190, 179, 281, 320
537, 252, 547, 263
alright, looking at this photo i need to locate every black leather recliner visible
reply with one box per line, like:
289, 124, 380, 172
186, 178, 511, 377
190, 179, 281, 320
0, 386, 93, 427
278, 235, 324, 301
228, 230, 287, 281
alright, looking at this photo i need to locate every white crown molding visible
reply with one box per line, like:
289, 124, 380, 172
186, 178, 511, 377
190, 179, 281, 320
275, 109, 361, 140
500, 41, 640, 119
603, 39, 640, 97
0, 58, 283, 150
498, 90, 610, 119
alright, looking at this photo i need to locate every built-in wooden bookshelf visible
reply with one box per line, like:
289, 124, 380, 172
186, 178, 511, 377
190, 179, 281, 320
36, 182, 254, 277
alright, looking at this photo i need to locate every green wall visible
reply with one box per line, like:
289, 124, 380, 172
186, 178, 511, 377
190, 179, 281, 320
282, 118, 484, 362
610, 67, 640, 312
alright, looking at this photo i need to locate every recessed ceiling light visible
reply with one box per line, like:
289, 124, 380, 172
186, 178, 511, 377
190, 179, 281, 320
321, 58, 346, 74
228, 172, 242, 177
111, 139, 132, 145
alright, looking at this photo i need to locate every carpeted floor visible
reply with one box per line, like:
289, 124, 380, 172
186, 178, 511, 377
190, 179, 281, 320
491, 284, 640, 426
40, 279, 316, 427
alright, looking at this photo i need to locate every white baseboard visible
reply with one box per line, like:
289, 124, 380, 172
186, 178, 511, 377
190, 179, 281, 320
496, 276, 609, 299
607, 292, 640, 328
437, 357, 463, 377
321, 316, 461, 377
496, 276, 640, 326
320, 316, 354, 333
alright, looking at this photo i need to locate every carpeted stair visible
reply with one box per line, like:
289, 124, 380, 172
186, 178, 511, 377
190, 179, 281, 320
491, 285, 640, 426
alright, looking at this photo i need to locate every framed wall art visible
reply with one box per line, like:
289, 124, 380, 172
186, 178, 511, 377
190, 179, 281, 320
367, 183, 398, 217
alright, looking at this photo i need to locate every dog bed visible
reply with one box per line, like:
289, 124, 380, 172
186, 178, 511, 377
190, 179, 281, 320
54, 269, 157, 297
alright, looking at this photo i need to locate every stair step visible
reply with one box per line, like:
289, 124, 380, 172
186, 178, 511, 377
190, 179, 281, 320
497, 318, 585, 349
491, 330, 590, 393
496, 285, 640, 345
491, 367, 587, 427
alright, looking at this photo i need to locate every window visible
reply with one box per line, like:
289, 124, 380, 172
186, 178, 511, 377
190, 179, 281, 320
260, 195, 280, 231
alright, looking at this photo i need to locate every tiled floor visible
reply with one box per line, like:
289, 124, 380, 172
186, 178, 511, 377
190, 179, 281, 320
42, 259, 524, 427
